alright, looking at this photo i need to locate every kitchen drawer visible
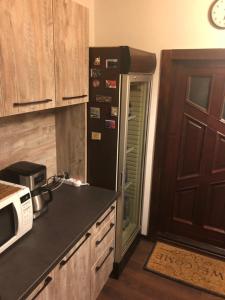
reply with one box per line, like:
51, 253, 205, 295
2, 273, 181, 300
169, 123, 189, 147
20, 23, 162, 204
91, 239, 115, 300
93, 201, 116, 235
91, 216, 115, 266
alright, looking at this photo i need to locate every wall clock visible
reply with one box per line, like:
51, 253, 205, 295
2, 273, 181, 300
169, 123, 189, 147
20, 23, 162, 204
209, 0, 225, 29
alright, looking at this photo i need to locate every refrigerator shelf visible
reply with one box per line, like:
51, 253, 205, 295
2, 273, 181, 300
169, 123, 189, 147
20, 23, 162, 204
124, 181, 133, 191
126, 146, 135, 154
128, 115, 136, 121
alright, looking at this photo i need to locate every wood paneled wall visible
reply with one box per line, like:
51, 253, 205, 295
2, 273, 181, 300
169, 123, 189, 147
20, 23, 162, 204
0, 111, 57, 178
0, 105, 86, 180
55, 104, 86, 181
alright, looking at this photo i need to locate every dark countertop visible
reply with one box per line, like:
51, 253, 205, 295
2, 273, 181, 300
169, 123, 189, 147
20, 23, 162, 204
0, 184, 117, 300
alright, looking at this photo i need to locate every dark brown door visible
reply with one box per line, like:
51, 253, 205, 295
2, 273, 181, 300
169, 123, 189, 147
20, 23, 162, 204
150, 49, 225, 249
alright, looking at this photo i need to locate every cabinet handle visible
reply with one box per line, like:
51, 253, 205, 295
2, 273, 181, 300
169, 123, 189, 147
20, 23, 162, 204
13, 99, 53, 107
59, 232, 91, 268
95, 247, 114, 273
31, 276, 52, 300
96, 223, 114, 246
62, 94, 87, 100
96, 206, 115, 227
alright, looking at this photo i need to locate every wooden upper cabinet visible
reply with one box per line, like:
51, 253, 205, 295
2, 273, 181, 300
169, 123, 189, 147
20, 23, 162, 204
54, 0, 89, 107
0, 0, 55, 116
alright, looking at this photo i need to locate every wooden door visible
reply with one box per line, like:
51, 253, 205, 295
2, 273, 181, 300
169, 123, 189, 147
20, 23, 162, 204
0, 0, 55, 116
54, 0, 89, 107
54, 233, 91, 300
150, 49, 225, 250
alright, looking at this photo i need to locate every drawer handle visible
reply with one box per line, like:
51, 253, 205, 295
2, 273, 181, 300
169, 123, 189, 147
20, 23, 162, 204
31, 276, 52, 300
13, 99, 53, 107
95, 247, 114, 273
96, 223, 115, 246
62, 94, 87, 100
96, 206, 115, 227
59, 232, 91, 268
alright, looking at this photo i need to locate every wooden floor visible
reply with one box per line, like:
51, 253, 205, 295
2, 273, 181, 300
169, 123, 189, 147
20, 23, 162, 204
98, 239, 221, 300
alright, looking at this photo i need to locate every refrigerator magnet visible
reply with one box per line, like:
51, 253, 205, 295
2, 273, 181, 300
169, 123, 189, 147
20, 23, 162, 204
106, 59, 118, 69
111, 106, 118, 117
90, 69, 102, 78
96, 95, 112, 103
92, 79, 100, 88
105, 80, 117, 89
91, 131, 102, 140
93, 57, 101, 66
90, 107, 100, 119
105, 120, 116, 129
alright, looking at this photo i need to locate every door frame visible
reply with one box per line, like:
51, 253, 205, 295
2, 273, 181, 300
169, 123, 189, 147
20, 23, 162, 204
148, 49, 225, 242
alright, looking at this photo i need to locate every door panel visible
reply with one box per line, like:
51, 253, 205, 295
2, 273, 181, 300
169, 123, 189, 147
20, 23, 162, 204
178, 115, 206, 179
151, 50, 225, 249
203, 182, 225, 235
173, 186, 199, 225
212, 132, 225, 173
203, 182, 225, 234
186, 75, 212, 111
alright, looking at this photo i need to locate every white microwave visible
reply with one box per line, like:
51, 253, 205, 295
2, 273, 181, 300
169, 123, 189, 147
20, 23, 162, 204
0, 180, 33, 254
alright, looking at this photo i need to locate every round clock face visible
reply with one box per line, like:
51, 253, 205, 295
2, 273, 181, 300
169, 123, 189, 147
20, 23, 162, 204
210, 0, 225, 29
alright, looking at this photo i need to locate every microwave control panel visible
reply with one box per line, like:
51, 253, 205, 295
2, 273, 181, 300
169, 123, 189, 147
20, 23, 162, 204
20, 192, 33, 230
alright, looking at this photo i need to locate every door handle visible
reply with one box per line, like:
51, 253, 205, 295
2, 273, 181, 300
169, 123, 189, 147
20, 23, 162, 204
62, 94, 87, 100
96, 223, 115, 246
31, 276, 52, 300
96, 206, 115, 227
120, 172, 123, 186
59, 232, 91, 268
95, 247, 114, 272
13, 99, 53, 106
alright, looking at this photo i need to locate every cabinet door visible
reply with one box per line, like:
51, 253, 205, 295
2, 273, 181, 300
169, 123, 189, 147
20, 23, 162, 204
54, 0, 89, 107
26, 271, 56, 300
0, 0, 55, 116
54, 232, 91, 300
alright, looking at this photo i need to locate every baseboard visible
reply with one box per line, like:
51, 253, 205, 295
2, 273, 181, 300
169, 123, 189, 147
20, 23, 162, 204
140, 233, 156, 241
111, 233, 141, 279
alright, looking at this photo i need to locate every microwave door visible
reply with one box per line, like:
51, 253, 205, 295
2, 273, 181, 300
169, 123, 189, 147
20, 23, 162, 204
12, 203, 19, 234
0, 203, 18, 247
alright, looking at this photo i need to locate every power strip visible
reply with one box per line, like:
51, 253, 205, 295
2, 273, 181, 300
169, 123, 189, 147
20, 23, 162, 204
63, 178, 89, 187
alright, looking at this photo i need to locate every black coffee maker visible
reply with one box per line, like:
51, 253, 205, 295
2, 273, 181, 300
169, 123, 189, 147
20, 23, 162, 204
0, 161, 52, 219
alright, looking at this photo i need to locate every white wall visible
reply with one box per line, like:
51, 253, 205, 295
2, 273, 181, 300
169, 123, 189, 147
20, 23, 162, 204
94, 0, 225, 234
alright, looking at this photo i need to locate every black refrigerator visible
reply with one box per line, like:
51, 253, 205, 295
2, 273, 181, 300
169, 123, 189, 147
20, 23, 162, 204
87, 46, 156, 274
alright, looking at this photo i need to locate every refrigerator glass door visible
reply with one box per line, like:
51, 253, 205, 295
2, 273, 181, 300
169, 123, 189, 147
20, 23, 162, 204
117, 74, 151, 257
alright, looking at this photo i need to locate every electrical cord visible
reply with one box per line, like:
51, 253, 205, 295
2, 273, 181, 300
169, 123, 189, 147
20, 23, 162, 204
45, 173, 90, 191
44, 174, 66, 192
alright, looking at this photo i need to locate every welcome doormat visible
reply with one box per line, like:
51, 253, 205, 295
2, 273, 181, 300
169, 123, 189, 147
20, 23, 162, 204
145, 241, 225, 298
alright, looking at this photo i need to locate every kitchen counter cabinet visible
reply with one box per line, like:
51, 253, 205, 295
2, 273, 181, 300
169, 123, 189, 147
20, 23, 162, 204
54, 232, 92, 300
0, 0, 89, 118
91, 241, 115, 300
26, 270, 56, 300
54, 0, 89, 107
28, 232, 92, 300
26, 201, 117, 300
90, 204, 116, 300
0, 0, 55, 116
0, 184, 117, 300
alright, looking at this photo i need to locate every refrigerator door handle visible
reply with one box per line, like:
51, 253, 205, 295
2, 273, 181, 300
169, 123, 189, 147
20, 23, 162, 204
120, 172, 123, 187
